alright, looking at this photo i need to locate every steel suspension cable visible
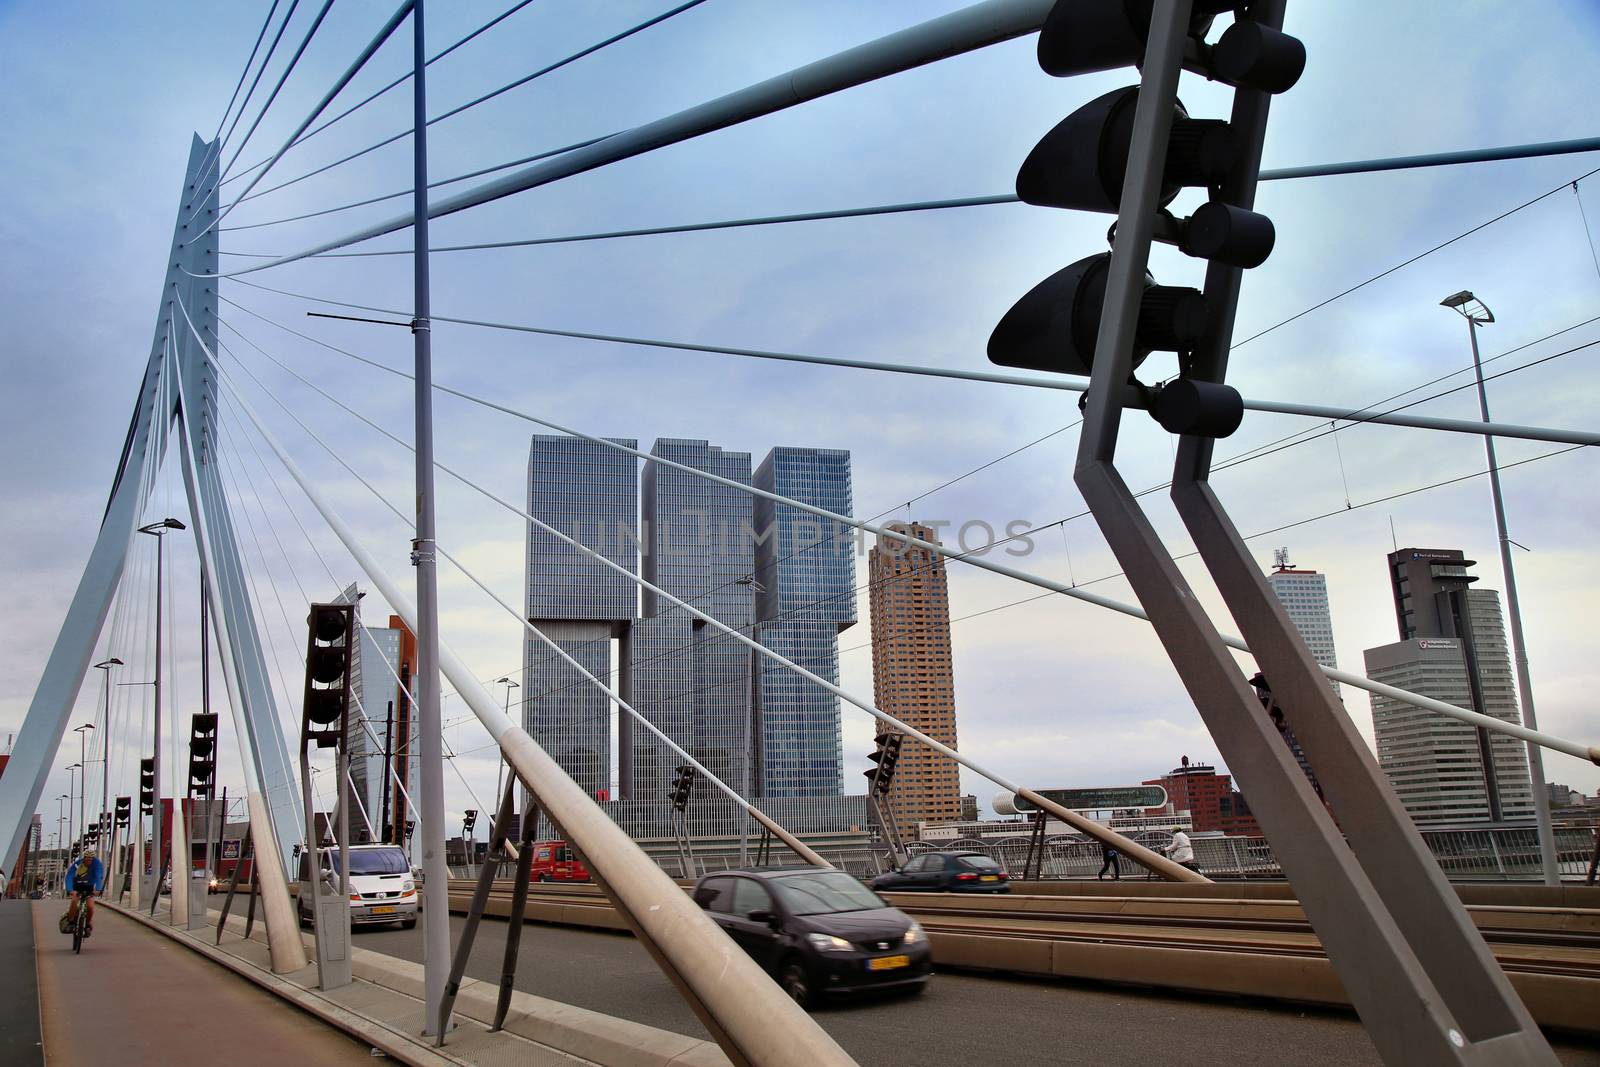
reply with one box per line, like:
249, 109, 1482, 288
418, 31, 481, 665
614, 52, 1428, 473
209, 336, 1182, 875
224, 0, 540, 188
217, 0, 337, 186
198, 0, 297, 200
206, 1, 415, 238
194, 0, 285, 191
233, 0, 710, 209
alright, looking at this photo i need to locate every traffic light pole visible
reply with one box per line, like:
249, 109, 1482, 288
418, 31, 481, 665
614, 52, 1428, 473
409, 0, 453, 1034
1065, 2, 1557, 1063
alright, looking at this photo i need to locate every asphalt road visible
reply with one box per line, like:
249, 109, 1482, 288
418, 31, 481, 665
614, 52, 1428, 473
356, 915, 1600, 1066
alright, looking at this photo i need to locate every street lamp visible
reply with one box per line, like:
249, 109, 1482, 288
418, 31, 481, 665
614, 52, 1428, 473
494, 677, 519, 809
73, 726, 95, 857
1441, 292, 1558, 885
65, 763, 82, 865
734, 575, 766, 867
55, 794, 68, 891
93, 658, 122, 876
138, 517, 185, 905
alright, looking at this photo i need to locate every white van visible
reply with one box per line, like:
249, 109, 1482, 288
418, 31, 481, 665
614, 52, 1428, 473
296, 843, 418, 929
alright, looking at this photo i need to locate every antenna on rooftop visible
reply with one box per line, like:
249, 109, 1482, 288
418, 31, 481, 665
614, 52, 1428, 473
1273, 547, 1291, 571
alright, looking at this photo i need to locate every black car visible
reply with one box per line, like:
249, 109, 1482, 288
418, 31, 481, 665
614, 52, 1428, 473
870, 851, 1011, 893
692, 867, 931, 1007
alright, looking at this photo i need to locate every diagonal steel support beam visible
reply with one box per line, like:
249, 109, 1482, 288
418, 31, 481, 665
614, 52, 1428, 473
1068, 3, 1557, 1064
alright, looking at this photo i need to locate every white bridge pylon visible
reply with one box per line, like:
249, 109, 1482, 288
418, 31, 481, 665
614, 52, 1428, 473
0, 136, 304, 898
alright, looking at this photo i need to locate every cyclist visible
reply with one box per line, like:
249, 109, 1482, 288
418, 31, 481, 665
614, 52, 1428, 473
61, 847, 105, 937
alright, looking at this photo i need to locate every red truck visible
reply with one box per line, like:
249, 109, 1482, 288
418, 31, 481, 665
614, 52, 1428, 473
530, 841, 589, 882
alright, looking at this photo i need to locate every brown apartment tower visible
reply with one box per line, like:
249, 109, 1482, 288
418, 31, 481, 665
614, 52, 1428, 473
868, 522, 961, 829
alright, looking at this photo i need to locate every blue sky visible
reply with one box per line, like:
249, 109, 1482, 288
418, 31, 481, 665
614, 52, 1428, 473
3, 0, 1599, 839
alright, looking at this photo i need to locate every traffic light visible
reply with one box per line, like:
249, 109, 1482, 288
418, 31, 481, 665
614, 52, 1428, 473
864, 732, 904, 797
462, 809, 477, 836
989, 0, 1304, 440
669, 765, 695, 812
404, 819, 416, 840
301, 603, 356, 748
115, 796, 131, 829
1248, 671, 1284, 729
139, 758, 155, 816
189, 712, 218, 796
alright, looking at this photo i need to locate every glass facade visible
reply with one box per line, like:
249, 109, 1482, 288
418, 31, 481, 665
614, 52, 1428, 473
629, 440, 755, 818
751, 448, 854, 798
523, 435, 638, 803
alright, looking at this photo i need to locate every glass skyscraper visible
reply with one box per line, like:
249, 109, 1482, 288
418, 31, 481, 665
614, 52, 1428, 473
523, 435, 638, 802
628, 440, 755, 808
751, 448, 854, 797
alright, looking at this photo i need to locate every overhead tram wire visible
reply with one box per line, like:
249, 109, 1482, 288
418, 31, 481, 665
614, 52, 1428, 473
203, 300, 1600, 766
230, 0, 712, 210
218, 140, 1600, 253
212, 294, 1600, 698
217, 276, 1600, 448
223, 0, 541, 188
204, 0, 416, 238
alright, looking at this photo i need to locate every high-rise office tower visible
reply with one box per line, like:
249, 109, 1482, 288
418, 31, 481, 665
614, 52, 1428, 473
751, 448, 855, 798
628, 440, 755, 807
867, 522, 962, 828
523, 434, 639, 802
1365, 548, 1533, 824
1265, 547, 1340, 695
330, 584, 403, 841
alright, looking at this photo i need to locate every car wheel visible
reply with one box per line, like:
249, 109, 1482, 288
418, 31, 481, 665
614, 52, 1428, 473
400, 918, 417, 930
779, 959, 813, 1010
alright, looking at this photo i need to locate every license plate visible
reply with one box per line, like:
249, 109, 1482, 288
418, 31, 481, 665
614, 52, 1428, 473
980, 875, 999, 881
867, 955, 910, 972
370, 905, 397, 915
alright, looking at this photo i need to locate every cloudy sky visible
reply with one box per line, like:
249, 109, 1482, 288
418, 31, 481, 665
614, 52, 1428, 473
3, 0, 1598, 848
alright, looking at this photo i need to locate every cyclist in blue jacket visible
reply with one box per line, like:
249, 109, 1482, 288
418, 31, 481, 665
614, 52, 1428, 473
62, 848, 105, 937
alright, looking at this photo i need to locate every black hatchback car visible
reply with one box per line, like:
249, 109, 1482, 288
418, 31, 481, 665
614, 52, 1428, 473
692, 867, 931, 1007
870, 851, 1011, 893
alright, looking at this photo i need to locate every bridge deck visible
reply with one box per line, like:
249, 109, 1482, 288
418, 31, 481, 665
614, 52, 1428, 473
28, 901, 376, 1066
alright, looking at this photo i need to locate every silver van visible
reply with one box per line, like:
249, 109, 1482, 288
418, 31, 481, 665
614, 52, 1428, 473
296, 843, 418, 929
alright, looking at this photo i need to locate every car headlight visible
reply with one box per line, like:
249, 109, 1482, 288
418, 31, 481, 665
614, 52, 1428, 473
805, 932, 854, 953
402, 880, 414, 892
903, 923, 923, 945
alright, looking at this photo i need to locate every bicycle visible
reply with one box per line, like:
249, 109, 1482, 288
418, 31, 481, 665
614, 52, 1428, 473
69, 890, 92, 954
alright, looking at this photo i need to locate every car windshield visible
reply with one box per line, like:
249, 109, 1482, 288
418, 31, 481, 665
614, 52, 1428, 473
769, 871, 887, 916
957, 854, 1002, 871
327, 848, 410, 875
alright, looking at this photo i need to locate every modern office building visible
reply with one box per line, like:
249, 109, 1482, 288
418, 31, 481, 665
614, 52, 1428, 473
1366, 548, 1534, 824
867, 522, 963, 829
628, 439, 755, 811
751, 448, 855, 799
1265, 547, 1340, 695
523, 434, 639, 803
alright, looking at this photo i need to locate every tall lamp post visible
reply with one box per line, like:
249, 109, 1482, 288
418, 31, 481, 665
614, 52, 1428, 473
494, 677, 518, 814
55, 795, 68, 891
93, 660, 122, 844
73, 725, 95, 855
138, 517, 187, 905
734, 575, 766, 866
65, 763, 82, 864
1440, 292, 1560, 884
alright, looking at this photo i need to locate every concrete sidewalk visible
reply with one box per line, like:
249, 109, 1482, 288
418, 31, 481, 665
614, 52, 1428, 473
31, 901, 377, 1067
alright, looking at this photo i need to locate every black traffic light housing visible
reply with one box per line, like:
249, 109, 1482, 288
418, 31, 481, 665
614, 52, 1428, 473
990, 0, 1305, 441
301, 603, 356, 749
669, 765, 696, 812
115, 796, 131, 828
189, 712, 218, 796
462, 809, 478, 835
139, 758, 155, 816
864, 732, 905, 797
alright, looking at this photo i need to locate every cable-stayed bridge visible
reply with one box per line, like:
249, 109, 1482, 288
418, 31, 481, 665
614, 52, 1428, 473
2, 1, 1599, 1064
